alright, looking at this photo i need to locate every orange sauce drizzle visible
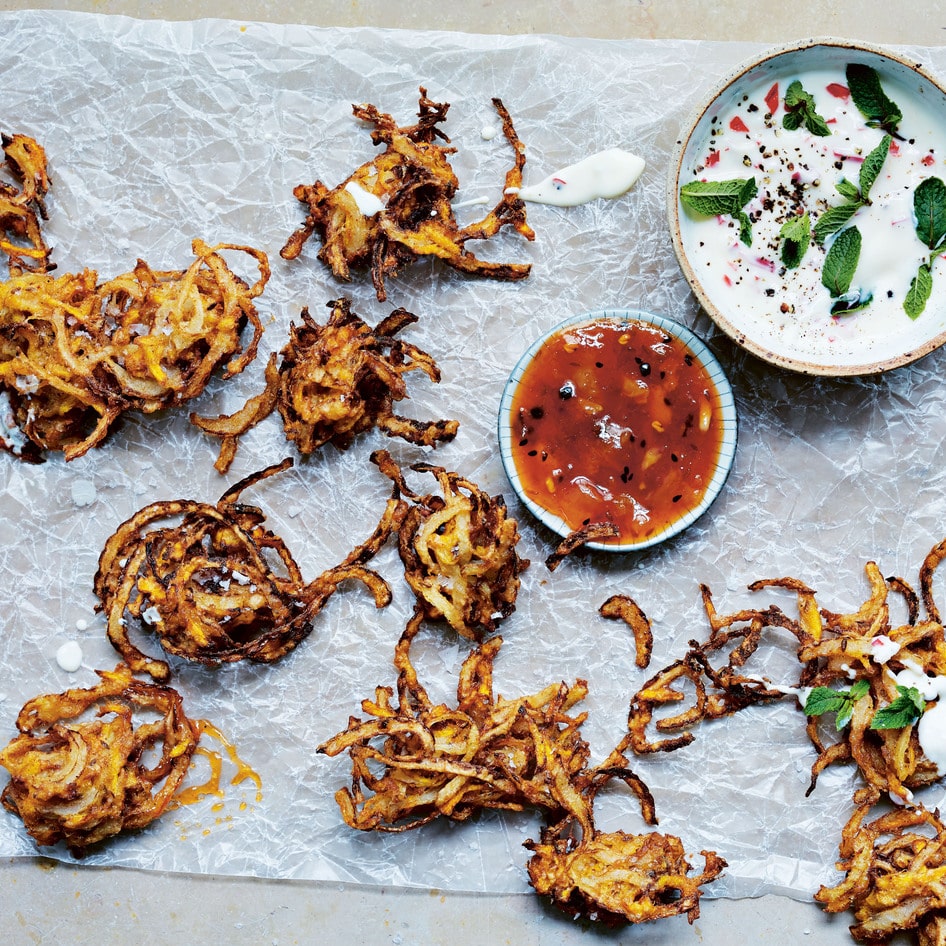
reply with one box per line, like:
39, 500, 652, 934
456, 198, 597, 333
171, 718, 263, 809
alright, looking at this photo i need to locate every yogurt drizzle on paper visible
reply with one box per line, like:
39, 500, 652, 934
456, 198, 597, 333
506, 148, 645, 206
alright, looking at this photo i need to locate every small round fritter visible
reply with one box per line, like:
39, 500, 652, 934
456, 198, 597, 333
372, 448, 529, 640
95, 459, 402, 681
194, 298, 458, 474
0, 664, 199, 853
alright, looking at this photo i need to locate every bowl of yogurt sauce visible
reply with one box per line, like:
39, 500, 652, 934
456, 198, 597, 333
669, 38, 946, 376
498, 309, 738, 552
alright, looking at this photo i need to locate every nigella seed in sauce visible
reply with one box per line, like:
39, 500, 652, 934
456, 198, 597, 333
530, 406, 544, 419
559, 381, 575, 399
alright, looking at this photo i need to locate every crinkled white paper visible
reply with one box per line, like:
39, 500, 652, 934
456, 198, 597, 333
3, 10, 946, 902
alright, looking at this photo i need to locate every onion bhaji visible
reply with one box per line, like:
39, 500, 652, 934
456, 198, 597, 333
371, 448, 529, 640
94, 458, 404, 682
620, 538, 946, 943
526, 822, 727, 926
280, 88, 535, 301
0, 238, 269, 462
193, 297, 458, 474
319, 609, 725, 925
0, 664, 198, 853
0, 132, 52, 275
815, 787, 946, 944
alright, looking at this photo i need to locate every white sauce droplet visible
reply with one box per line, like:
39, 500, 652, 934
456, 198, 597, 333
75, 618, 88, 632
870, 635, 900, 664
71, 478, 97, 507
56, 640, 83, 672
343, 180, 385, 217
508, 148, 645, 206
480, 124, 499, 141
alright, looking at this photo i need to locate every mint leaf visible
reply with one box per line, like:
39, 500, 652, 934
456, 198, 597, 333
814, 202, 859, 244
680, 178, 757, 216
822, 226, 862, 298
905, 262, 934, 320
903, 177, 946, 319
847, 63, 903, 136
870, 685, 925, 730
835, 178, 861, 202
737, 211, 753, 246
914, 176, 946, 251
680, 178, 758, 246
780, 212, 811, 268
804, 686, 848, 716
805, 679, 869, 730
782, 80, 831, 136
859, 134, 892, 199
830, 289, 873, 316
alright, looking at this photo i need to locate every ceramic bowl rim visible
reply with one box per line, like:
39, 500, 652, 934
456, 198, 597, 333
667, 36, 946, 377
497, 308, 738, 553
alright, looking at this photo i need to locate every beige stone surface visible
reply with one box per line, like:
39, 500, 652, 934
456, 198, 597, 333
0, 0, 941, 43
1, 2, 944, 945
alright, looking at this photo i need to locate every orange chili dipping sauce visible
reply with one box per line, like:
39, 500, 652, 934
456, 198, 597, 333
507, 317, 726, 546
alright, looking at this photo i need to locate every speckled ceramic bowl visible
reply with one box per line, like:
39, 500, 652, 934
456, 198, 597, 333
668, 38, 946, 376
497, 308, 738, 553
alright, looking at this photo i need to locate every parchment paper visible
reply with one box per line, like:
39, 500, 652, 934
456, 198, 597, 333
2, 10, 946, 901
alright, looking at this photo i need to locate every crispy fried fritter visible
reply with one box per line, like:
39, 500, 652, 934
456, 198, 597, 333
320, 609, 724, 926
318, 610, 598, 829
371, 448, 528, 640
526, 823, 726, 925
280, 88, 534, 301
193, 298, 458, 474
0, 664, 198, 853
95, 458, 404, 681
0, 132, 52, 275
0, 239, 269, 462
816, 787, 946, 944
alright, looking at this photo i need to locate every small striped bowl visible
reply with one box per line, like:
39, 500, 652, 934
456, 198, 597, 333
497, 308, 738, 552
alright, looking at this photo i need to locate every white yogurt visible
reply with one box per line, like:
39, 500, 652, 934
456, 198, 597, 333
55, 640, 83, 673
508, 148, 645, 206
343, 180, 385, 217
679, 66, 946, 366
870, 634, 901, 664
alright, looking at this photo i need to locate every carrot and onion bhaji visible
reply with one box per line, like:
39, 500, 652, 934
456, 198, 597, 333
0, 664, 198, 853
193, 297, 458, 474
320, 610, 725, 925
280, 88, 534, 301
371, 448, 528, 640
318, 610, 599, 829
621, 538, 946, 944
526, 820, 726, 926
95, 458, 404, 682
815, 787, 946, 944
0, 239, 269, 462
0, 132, 52, 275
